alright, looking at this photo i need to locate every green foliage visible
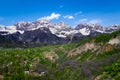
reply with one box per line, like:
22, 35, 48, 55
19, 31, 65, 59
94, 30, 120, 43
76, 30, 120, 47
76, 38, 92, 47
94, 34, 112, 43
101, 59, 120, 78
0, 45, 120, 80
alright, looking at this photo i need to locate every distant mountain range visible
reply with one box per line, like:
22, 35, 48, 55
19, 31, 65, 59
0, 19, 120, 47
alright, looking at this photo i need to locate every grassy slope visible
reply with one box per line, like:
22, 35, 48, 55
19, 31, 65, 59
0, 30, 120, 80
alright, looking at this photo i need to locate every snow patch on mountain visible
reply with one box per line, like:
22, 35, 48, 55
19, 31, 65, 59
49, 28, 57, 34
79, 28, 90, 35
57, 35, 66, 38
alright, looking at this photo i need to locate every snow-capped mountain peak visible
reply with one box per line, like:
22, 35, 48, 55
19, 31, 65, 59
79, 27, 90, 35
0, 19, 120, 39
0, 25, 6, 31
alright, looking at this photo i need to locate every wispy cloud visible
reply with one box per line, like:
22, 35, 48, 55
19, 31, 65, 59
79, 18, 88, 23
75, 11, 83, 16
38, 13, 61, 20
88, 19, 102, 24
78, 18, 102, 24
63, 15, 74, 19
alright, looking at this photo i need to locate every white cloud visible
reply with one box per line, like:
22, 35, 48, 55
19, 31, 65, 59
63, 15, 74, 19
88, 19, 102, 24
38, 13, 61, 20
79, 18, 88, 23
78, 18, 102, 24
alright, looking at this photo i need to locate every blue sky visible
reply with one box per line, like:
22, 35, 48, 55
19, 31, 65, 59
0, 0, 120, 27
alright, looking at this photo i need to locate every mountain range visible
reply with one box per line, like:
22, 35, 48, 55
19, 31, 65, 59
0, 19, 120, 47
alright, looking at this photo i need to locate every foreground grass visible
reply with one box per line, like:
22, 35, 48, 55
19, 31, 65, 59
0, 43, 119, 80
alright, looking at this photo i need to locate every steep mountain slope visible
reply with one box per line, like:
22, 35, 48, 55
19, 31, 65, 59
68, 30, 120, 56
20, 27, 68, 44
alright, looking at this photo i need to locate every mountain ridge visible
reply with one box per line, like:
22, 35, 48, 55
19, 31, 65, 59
0, 19, 120, 47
